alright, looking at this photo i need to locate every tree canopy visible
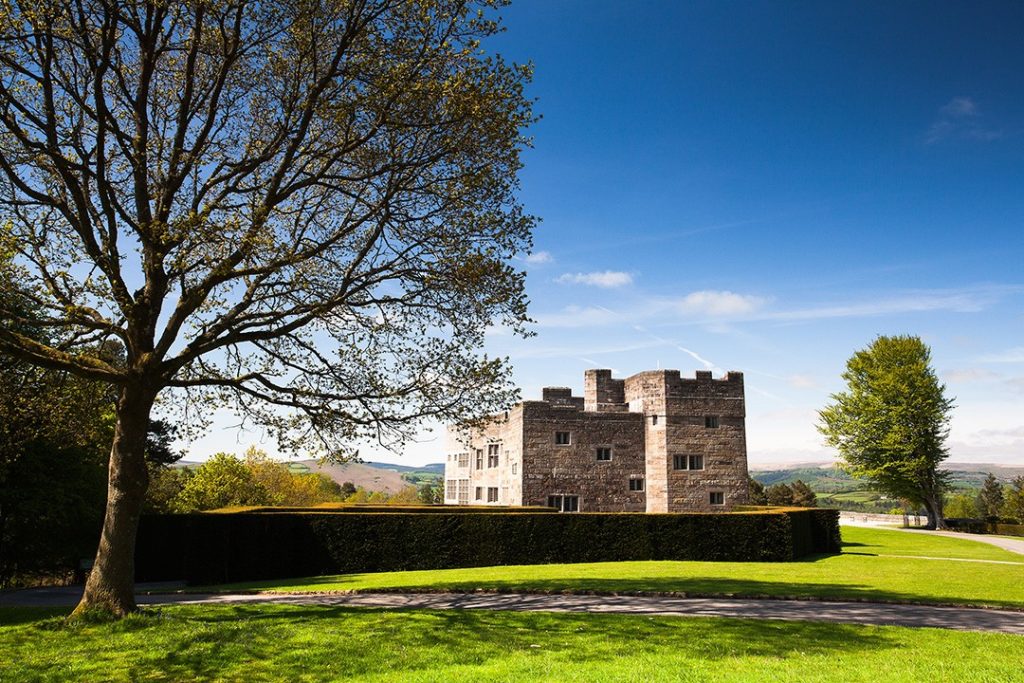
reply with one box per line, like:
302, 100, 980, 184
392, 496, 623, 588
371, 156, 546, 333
0, 0, 535, 615
818, 335, 954, 529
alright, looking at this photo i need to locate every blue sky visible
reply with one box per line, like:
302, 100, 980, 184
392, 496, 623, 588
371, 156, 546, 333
196, 1, 1024, 466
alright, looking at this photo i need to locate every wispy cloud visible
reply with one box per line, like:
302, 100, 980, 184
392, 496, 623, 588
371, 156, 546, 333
759, 288, 1005, 322
524, 250, 553, 265
943, 368, 1000, 383
978, 347, 1024, 364
676, 290, 766, 317
556, 271, 633, 288
532, 285, 1019, 330
787, 374, 817, 389
925, 97, 1003, 144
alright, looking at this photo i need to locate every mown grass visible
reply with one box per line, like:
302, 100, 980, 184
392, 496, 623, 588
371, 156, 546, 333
1, 603, 1022, 682
206, 527, 1024, 609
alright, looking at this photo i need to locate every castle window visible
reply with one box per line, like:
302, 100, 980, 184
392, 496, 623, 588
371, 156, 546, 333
710, 491, 725, 505
689, 455, 704, 470
652, 415, 658, 425
672, 454, 687, 470
475, 486, 483, 501
445, 479, 455, 500
457, 452, 469, 468
547, 494, 579, 512
596, 447, 612, 461
487, 443, 500, 467
512, 462, 518, 475
705, 415, 720, 428
487, 487, 499, 503
475, 449, 483, 469
555, 431, 571, 445
457, 479, 469, 505
629, 478, 644, 491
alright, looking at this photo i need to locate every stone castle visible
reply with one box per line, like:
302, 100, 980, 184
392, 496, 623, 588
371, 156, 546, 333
444, 368, 750, 512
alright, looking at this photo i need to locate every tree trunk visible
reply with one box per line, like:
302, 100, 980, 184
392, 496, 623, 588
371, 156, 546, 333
72, 384, 155, 617
921, 494, 947, 531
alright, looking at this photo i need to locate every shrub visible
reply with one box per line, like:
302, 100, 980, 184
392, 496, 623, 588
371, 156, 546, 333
136, 508, 841, 585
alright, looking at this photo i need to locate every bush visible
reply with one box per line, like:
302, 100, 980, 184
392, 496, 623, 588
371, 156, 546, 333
136, 508, 841, 585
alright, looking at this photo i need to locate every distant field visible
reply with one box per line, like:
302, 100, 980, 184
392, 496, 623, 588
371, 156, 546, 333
207, 527, 1024, 609
2, 605, 1022, 682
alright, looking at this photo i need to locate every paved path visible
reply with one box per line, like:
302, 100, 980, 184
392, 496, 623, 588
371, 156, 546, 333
3, 587, 1023, 635
841, 520, 1024, 556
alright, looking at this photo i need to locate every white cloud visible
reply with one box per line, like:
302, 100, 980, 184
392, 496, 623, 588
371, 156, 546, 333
943, 368, 1000, 383
524, 251, 552, 264
555, 271, 633, 288
676, 290, 766, 317
787, 374, 817, 389
926, 97, 1002, 144
978, 347, 1024, 364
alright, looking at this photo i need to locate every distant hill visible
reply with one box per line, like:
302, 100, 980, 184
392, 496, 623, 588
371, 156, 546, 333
362, 461, 445, 475
295, 460, 411, 493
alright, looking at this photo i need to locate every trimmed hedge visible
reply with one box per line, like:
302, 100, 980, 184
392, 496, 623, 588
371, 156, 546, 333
993, 523, 1024, 538
135, 508, 841, 585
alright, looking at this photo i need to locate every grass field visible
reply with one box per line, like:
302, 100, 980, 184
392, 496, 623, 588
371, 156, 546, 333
1, 604, 1022, 682
207, 526, 1024, 609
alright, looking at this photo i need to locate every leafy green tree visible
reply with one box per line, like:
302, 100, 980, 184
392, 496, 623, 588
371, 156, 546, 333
819, 336, 953, 530
747, 477, 768, 505
976, 474, 1004, 519
143, 467, 193, 515
943, 492, 979, 519
766, 483, 794, 506
790, 480, 817, 508
0, 0, 534, 615
418, 481, 443, 505
1002, 477, 1024, 523
173, 454, 273, 512
340, 482, 358, 498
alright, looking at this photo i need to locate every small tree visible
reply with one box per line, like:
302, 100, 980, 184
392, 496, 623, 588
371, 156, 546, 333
943, 492, 979, 519
1002, 477, 1024, 523
976, 474, 1004, 519
173, 454, 272, 512
766, 483, 794, 506
790, 480, 817, 508
819, 336, 953, 529
747, 476, 767, 505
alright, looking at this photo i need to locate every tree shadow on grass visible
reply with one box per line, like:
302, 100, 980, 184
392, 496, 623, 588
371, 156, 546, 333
137, 604, 901, 681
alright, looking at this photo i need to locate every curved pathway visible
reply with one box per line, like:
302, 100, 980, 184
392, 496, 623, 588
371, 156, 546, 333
3, 587, 1023, 635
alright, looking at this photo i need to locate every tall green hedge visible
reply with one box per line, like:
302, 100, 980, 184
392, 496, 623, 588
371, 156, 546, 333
135, 508, 841, 585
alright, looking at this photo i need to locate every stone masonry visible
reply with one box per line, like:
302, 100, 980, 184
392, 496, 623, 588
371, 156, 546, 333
444, 368, 750, 512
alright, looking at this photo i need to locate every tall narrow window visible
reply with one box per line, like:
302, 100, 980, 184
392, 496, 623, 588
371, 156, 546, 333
705, 415, 720, 428
511, 462, 518, 475
652, 415, 658, 425
487, 487, 499, 503
487, 443, 500, 467
474, 486, 483, 501
596, 447, 612, 461
475, 449, 483, 469
555, 431, 571, 445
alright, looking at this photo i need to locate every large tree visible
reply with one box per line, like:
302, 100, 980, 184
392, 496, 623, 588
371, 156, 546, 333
819, 336, 953, 530
0, 0, 534, 615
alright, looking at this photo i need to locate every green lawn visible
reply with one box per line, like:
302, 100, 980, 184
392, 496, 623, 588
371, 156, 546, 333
207, 526, 1024, 609
1, 604, 1022, 682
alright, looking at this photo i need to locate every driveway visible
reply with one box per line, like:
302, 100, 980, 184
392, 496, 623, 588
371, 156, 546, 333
3, 587, 1022, 635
